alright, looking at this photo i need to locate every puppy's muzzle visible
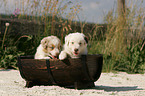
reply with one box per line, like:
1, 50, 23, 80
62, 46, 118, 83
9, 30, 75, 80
74, 49, 79, 55
74, 49, 79, 52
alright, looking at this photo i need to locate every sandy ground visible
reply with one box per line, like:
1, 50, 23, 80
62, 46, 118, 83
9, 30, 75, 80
0, 69, 145, 96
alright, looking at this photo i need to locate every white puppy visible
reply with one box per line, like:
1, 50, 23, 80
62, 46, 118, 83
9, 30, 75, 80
59, 32, 88, 60
35, 36, 61, 59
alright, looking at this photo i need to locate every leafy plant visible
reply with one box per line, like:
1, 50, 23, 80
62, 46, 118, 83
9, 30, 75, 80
114, 42, 145, 73
0, 46, 24, 69
0, 23, 24, 69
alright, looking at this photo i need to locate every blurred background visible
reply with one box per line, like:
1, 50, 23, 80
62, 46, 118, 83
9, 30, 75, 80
0, 0, 145, 73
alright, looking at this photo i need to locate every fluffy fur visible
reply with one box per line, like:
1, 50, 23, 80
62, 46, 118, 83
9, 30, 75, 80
34, 36, 61, 59
59, 32, 88, 60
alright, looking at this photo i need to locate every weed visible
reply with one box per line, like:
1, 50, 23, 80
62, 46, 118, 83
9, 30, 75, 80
88, 0, 145, 73
114, 41, 145, 73
0, 23, 24, 69
0, 46, 24, 69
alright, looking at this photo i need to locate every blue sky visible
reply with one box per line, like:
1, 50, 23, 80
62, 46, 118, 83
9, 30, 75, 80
75, 0, 117, 23
0, 0, 144, 23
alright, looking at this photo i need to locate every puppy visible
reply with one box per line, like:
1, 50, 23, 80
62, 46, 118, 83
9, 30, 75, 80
34, 36, 61, 59
59, 32, 88, 60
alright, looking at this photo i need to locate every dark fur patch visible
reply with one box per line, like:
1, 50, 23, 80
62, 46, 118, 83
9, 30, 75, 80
84, 36, 88, 43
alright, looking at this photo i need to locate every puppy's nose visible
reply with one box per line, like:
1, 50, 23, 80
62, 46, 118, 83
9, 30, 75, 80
74, 49, 78, 52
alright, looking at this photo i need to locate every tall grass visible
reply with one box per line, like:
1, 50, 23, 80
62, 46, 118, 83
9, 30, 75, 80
88, 0, 145, 73
1, 0, 82, 48
22, 0, 81, 43
0, 0, 82, 69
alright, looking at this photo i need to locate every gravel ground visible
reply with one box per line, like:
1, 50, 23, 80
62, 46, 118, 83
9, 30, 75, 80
0, 69, 145, 96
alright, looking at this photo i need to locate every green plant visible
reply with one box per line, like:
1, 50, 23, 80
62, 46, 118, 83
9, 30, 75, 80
88, 0, 145, 73
0, 46, 24, 69
114, 41, 145, 73
0, 23, 24, 69
0, 0, 82, 69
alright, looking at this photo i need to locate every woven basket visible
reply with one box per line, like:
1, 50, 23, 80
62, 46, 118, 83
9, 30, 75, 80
17, 54, 103, 89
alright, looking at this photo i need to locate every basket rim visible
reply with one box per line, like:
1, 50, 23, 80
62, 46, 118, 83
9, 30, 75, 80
18, 54, 103, 60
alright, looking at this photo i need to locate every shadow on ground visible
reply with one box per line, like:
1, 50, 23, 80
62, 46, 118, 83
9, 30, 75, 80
0, 69, 14, 71
94, 85, 143, 92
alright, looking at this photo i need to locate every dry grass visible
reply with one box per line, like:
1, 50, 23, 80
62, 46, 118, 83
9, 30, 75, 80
88, 0, 145, 73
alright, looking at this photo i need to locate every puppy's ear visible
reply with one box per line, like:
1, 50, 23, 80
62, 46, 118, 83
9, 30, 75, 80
41, 37, 47, 44
65, 34, 71, 46
41, 37, 49, 49
79, 33, 88, 44
84, 36, 89, 44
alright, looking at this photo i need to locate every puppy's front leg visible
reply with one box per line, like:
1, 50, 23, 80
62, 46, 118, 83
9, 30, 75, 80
43, 57, 51, 59
59, 51, 67, 60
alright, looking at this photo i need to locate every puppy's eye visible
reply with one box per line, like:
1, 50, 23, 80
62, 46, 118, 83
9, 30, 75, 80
72, 42, 74, 44
50, 44, 55, 50
50, 47, 54, 50
79, 42, 82, 46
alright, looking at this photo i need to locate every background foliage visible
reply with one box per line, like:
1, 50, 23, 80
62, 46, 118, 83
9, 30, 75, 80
0, 0, 145, 73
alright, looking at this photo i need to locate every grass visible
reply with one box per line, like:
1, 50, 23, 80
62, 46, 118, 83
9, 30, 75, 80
0, 0, 145, 73
88, 0, 145, 73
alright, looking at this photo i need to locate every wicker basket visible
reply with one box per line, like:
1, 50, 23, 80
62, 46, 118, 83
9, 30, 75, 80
17, 54, 103, 89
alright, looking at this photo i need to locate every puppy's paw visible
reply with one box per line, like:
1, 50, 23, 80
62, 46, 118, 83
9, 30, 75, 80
43, 57, 51, 59
59, 51, 67, 60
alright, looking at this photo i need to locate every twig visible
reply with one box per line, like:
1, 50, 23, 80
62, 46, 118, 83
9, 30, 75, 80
140, 41, 145, 51
14, 35, 30, 45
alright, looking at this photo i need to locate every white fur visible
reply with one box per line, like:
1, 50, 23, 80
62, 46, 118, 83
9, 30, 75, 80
35, 36, 61, 59
59, 32, 88, 60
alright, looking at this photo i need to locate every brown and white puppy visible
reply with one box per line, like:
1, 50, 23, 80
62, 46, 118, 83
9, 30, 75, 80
35, 36, 61, 59
59, 32, 88, 60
